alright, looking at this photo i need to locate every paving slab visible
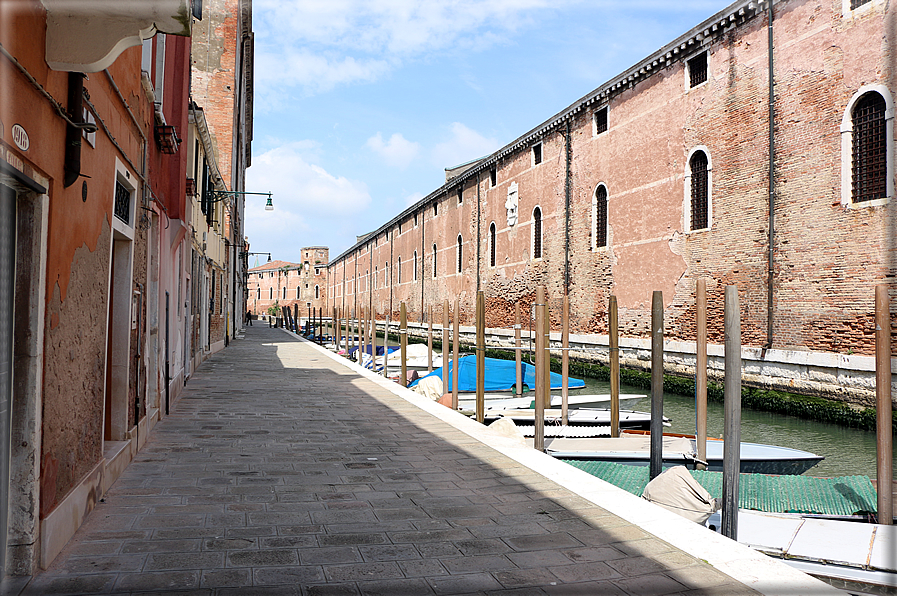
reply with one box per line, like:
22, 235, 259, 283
21, 327, 841, 595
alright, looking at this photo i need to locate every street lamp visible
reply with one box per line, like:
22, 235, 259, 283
210, 190, 274, 211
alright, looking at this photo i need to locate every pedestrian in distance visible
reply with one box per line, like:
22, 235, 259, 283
246, 310, 253, 326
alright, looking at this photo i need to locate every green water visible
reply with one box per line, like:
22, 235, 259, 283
576, 375, 897, 480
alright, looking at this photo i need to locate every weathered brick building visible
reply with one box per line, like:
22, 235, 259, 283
247, 248, 329, 318
328, 0, 895, 406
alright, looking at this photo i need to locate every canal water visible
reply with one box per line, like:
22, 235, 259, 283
372, 340, 895, 480
575, 375, 897, 481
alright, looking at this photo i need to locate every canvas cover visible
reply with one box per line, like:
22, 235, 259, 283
409, 355, 585, 393
642, 465, 720, 524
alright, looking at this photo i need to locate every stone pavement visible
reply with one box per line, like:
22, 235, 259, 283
22, 326, 829, 595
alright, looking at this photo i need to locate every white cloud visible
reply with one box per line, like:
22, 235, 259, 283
431, 123, 500, 170
255, 50, 390, 98
366, 133, 420, 169
244, 143, 371, 257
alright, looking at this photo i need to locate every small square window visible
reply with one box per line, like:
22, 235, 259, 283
533, 143, 542, 165
490, 168, 497, 187
595, 107, 608, 135
688, 52, 707, 88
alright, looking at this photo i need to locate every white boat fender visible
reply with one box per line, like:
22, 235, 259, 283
641, 465, 721, 524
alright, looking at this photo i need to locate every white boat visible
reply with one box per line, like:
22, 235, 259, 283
707, 510, 896, 592
458, 393, 645, 410
542, 433, 824, 475
471, 408, 665, 431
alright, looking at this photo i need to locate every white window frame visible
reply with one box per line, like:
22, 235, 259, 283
683, 146, 713, 233
686, 50, 708, 91
840, 84, 894, 208
842, 0, 883, 18
593, 106, 608, 137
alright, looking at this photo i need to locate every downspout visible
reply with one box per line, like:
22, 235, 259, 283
564, 119, 572, 293
766, 0, 776, 349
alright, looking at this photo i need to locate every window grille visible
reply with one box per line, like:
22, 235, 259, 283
850, 0, 872, 8
533, 143, 542, 165
690, 151, 709, 230
596, 186, 608, 248
688, 52, 707, 88
533, 207, 542, 259
489, 223, 496, 267
852, 92, 887, 202
595, 107, 608, 134
457, 236, 462, 273
114, 180, 131, 224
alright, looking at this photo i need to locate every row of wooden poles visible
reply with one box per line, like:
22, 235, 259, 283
299, 282, 894, 533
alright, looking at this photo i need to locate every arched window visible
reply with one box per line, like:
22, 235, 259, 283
413, 250, 418, 281
385, 261, 389, 287
852, 91, 887, 202
593, 185, 608, 249
489, 222, 496, 267
432, 244, 437, 278
282, 287, 287, 299
397, 257, 402, 284
457, 235, 463, 273
532, 207, 542, 259
315, 285, 320, 299
686, 148, 711, 231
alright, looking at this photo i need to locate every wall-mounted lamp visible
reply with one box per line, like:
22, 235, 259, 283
210, 190, 274, 212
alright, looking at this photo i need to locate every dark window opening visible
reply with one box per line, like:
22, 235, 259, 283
433, 202, 438, 216
596, 186, 608, 248
850, 0, 872, 8
114, 180, 131, 224
432, 244, 437, 278
595, 107, 608, 134
457, 188, 463, 204
852, 92, 887, 202
688, 52, 707, 88
533, 207, 542, 259
490, 168, 497, 187
533, 143, 542, 165
457, 235, 463, 273
690, 151, 709, 230
489, 222, 496, 267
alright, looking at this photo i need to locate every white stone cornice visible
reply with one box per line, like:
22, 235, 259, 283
42, 0, 192, 72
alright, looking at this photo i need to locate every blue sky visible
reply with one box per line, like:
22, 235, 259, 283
244, 0, 734, 266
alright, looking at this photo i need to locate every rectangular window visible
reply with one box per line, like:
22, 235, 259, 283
457, 188, 463, 204
595, 107, 608, 135
433, 202, 438, 216
114, 180, 131, 224
688, 52, 707, 88
532, 143, 542, 165
490, 168, 497, 187
851, 0, 872, 7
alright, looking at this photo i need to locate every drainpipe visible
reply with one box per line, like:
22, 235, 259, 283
564, 119, 572, 293
766, 0, 776, 349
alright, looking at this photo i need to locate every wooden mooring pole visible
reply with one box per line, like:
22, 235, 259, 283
609, 296, 620, 438
650, 291, 664, 480
427, 306, 433, 373
400, 302, 407, 387
443, 300, 450, 396
515, 303, 522, 398
534, 286, 546, 451
476, 291, 485, 424
722, 285, 742, 540
696, 278, 708, 469
381, 312, 388, 377
452, 299, 460, 410
875, 284, 893, 525
562, 294, 569, 425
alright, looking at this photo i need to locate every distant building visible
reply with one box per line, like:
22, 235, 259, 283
247, 248, 329, 318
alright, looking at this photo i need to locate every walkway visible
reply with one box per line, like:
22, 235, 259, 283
24, 326, 839, 595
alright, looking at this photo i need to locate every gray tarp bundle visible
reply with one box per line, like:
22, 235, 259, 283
642, 465, 721, 524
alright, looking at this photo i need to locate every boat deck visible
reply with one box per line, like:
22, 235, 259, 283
565, 460, 879, 517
